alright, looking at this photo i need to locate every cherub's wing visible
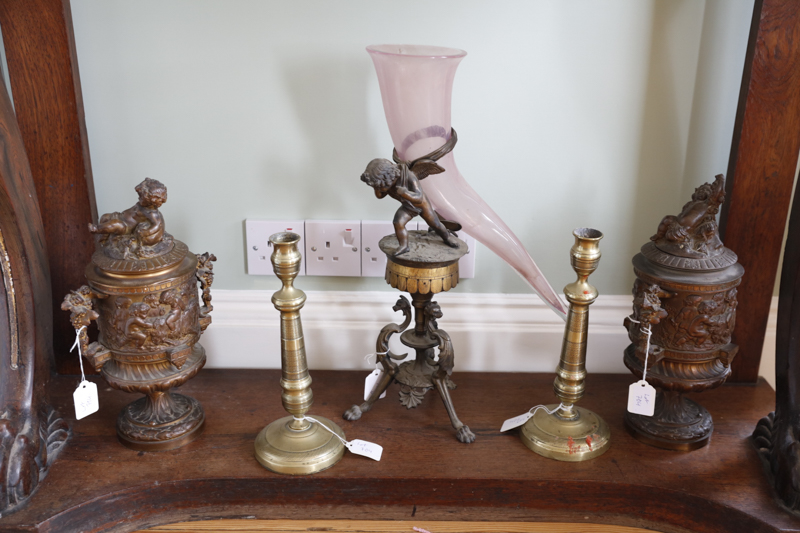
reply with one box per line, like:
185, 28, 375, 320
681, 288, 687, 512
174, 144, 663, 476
409, 159, 445, 180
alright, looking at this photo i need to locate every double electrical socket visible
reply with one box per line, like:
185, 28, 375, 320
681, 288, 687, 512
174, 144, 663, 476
304, 220, 361, 277
245, 219, 476, 278
245, 219, 306, 276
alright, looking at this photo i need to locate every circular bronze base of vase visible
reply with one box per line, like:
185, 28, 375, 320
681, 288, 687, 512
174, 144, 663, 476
117, 393, 205, 451
624, 394, 713, 451
254, 415, 345, 475
520, 405, 610, 462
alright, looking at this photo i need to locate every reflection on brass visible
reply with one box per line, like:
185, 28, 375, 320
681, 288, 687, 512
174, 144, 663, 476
0, 227, 18, 368
360, 129, 459, 256
520, 228, 610, 461
254, 232, 345, 475
623, 175, 743, 450
344, 230, 474, 444
62, 179, 215, 451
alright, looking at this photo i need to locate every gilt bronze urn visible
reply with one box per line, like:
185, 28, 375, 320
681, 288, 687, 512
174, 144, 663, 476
623, 175, 743, 450
62, 178, 215, 451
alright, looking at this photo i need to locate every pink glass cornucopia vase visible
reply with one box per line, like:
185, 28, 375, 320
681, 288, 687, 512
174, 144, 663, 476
367, 44, 567, 319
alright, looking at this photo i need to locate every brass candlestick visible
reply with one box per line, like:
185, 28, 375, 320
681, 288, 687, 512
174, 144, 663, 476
520, 228, 610, 461
254, 232, 345, 475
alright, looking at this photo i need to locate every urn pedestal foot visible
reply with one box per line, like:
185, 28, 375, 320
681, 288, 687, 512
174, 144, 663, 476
254, 415, 345, 475
117, 393, 205, 451
104, 343, 208, 451
521, 405, 610, 461
624, 390, 713, 451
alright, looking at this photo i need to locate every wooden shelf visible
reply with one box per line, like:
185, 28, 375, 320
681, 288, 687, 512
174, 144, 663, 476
0, 370, 795, 533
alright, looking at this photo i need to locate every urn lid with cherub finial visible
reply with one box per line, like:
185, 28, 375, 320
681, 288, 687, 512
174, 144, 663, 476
88, 178, 189, 273
642, 174, 739, 272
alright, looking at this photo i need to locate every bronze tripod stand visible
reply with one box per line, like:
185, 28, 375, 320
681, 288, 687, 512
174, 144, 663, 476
343, 231, 474, 443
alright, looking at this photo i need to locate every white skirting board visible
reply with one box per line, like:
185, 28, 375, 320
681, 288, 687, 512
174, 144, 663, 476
201, 290, 778, 388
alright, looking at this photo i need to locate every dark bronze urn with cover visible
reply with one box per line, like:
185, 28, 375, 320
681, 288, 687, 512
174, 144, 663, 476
623, 174, 743, 450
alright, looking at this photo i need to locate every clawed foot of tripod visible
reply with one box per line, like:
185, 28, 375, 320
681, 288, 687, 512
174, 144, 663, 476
456, 425, 475, 444
342, 405, 364, 421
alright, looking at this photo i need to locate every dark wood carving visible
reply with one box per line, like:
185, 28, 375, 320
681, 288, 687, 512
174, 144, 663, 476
62, 180, 215, 451
624, 175, 743, 450
719, 0, 800, 383
0, 370, 796, 532
0, 0, 98, 376
753, 149, 800, 512
0, 61, 68, 515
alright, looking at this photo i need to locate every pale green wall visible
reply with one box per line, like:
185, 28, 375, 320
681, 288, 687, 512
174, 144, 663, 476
69, 0, 754, 298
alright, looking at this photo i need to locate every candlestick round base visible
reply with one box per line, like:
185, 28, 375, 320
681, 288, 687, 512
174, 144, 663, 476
520, 405, 610, 462
254, 415, 345, 475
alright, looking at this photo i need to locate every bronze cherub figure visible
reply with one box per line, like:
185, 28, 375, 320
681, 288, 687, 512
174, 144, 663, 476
89, 177, 173, 260
361, 157, 458, 256
651, 174, 726, 258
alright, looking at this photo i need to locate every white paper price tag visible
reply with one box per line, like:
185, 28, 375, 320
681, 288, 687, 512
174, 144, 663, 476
364, 368, 387, 401
73, 380, 99, 420
500, 412, 534, 432
346, 439, 383, 461
305, 416, 384, 463
627, 380, 656, 416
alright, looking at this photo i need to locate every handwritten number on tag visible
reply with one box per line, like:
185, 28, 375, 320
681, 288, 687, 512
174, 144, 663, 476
627, 380, 656, 416
304, 416, 383, 462
74, 380, 99, 420
346, 439, 383, 461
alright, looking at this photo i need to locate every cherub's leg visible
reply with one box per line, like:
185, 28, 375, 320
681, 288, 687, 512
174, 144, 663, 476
392, 208, 413, 256
420, 206, 459, 249
92, 219, 128, 235
432, 374, 475, 443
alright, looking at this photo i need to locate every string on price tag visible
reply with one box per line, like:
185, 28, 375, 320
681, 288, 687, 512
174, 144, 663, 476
626, 316, 656, 417
500, 403, 565, 432
302, 416, 383, 461
364, 351, 388, 401
70, 327, 99, 420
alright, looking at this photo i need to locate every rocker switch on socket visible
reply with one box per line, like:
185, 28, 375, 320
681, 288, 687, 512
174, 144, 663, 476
305, 220, 361, 277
